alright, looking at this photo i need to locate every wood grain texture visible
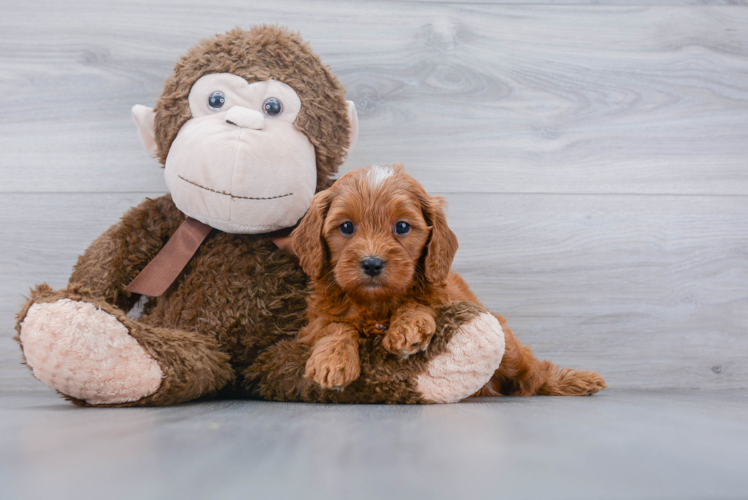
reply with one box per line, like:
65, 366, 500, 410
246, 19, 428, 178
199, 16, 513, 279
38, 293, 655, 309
1, 390, 748, 500
447, 193, 748, 390
1, 2, 747, 194
1, 192, 746, 391
0, 0, 746, 391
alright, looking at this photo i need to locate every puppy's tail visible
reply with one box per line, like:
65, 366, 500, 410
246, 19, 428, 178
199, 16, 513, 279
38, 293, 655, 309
475, 315, 607, 397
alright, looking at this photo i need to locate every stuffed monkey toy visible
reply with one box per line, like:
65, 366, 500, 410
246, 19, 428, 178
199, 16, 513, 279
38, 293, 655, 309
14, 26, 506, 406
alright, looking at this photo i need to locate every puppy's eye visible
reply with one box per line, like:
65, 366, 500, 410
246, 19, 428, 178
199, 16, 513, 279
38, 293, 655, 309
263, 97, 283, 117
208, 91, 226, 111
339, 221, 355, 236
395, 221, 411, 235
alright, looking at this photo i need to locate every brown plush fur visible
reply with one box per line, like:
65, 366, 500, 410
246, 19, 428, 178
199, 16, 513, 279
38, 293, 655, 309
15, 194, 308, 405
15, 26, 346, 405
15, 193, 499, 406
155, 25, 351, 191
292, 165, 607, 397
14, 27, 499, 406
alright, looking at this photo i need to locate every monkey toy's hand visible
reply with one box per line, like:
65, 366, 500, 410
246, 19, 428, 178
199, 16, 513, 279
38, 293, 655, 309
383, 304, 437, 358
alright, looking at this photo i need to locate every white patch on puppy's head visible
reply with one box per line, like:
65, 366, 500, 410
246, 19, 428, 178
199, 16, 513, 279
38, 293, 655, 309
367, 165, 394, 189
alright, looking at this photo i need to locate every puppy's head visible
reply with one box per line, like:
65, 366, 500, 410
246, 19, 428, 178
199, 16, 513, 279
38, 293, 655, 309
292, 164, 458, 301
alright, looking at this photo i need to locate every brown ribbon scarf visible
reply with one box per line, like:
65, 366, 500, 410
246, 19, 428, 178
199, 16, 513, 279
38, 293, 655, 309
125, 217, 298, 297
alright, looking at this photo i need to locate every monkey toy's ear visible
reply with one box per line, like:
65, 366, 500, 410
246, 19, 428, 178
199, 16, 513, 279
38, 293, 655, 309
346, 100, 359, 154
131, 105, 158, 158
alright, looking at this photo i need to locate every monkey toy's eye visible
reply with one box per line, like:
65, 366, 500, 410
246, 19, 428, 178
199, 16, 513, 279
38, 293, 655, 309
339, 221, 355, 236
395, 221, 411, 235
208, 91, 226, 111
262, 97, 283, 117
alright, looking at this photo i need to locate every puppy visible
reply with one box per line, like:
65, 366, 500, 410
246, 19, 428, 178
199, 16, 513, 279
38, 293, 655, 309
292, 164, 606, 396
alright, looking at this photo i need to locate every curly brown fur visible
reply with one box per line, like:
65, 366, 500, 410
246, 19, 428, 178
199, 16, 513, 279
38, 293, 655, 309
291, 164, 465, 389
155, 25, 351, 191
292, 165, 607, 396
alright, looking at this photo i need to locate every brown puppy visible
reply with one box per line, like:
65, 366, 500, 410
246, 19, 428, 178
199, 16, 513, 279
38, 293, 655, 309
293, 164, 607, 396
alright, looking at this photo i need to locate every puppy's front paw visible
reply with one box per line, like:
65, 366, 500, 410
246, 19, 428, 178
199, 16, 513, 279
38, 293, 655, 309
305, 348, 361, 390
383, 314, 436, 358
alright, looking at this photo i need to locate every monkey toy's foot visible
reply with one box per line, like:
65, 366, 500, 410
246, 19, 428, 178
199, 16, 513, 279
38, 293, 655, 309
19, 298, 163, 405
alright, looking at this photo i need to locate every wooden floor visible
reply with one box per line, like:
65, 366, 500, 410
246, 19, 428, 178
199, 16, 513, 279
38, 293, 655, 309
0, 1, 747, 498
0, 389, 746, 500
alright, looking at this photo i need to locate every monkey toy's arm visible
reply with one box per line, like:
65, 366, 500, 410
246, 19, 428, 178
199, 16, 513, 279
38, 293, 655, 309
68, 194, 183, 311
245, 302, 507, 404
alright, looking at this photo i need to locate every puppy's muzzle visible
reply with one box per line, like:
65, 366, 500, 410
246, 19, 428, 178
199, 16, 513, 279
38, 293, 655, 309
361, 257, 385, 277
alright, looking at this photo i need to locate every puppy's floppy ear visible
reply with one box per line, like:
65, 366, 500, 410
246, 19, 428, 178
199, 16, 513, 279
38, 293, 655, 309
421, 194, 458, 283
292, 189, 336, 279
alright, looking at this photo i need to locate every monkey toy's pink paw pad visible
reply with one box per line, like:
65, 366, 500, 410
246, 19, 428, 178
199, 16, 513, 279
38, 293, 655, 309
19, 299, 163, 405
417, 312, 505, 404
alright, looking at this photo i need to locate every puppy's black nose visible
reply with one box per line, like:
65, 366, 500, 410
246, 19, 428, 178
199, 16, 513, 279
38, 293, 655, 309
361, 257, 385, 277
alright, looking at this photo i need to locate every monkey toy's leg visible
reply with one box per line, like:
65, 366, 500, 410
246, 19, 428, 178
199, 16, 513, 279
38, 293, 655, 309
17, 285, 233, 406
15, 195, 234, 406
475, 314, 607, 397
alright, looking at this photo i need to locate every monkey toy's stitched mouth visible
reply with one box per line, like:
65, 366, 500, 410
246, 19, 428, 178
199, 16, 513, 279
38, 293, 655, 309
178, 175, 293, 200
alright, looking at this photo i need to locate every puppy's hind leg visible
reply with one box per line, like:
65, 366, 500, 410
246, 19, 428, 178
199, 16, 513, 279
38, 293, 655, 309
476, 315, 607, 397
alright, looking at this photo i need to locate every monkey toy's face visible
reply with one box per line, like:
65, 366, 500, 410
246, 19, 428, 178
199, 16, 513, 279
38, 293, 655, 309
163, 73, 317, 233
133, 67, 357, 234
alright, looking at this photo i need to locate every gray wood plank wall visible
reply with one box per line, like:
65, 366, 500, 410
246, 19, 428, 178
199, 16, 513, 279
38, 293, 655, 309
1, 0, 746, 391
